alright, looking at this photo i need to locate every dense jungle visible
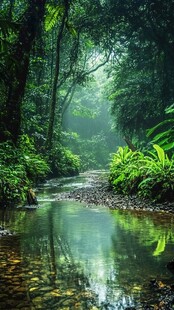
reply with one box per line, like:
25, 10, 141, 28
1, 1, 174, 309
1, 0, 174, 204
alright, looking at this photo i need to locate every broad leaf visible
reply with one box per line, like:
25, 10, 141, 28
153, 144, 165, 167
147, 119, 174, 137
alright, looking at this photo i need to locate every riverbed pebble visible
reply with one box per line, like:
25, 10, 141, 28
0, 225, 15, 237
55, 175, 174, 214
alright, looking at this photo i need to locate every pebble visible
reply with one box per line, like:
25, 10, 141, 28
0, 225, 15, 237
55, 178, 174, 214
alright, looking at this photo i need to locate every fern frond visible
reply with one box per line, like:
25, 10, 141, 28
45, 4, 64, 31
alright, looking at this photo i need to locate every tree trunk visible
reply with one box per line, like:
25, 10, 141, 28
1, 0, 46, 144
124, 136, 136, 151
46, 0, 69, 150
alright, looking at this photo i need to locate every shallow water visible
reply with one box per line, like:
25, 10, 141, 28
0, 172, 174, 309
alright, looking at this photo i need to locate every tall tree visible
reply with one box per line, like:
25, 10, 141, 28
0, 0, 46, 144
105, 0, 174, 142
46, 0, 70, 149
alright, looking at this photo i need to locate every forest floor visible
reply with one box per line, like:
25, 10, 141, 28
56, 171, 174, 214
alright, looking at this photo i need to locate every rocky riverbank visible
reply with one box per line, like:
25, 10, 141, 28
56, 172, 174, 214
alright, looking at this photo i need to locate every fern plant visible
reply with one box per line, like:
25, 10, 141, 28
147, 104, 174, 152
109, 145, 174, 201
0, 136, 50, 206
44, 4, 64, 31
138, 145, 174, 201
44, 3, 77, 36
109, 147, 144, 195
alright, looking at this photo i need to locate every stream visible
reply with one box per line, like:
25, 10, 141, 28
0, 171, 174, 309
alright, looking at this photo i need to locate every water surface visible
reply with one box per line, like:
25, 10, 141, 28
0, 173, 174, 309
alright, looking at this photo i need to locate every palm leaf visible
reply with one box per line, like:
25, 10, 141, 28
152, 130, 171, 143
153, 144, 165, 167
147, 119, 174, 137
162, 142, 174, 151
165, 104, 174, 114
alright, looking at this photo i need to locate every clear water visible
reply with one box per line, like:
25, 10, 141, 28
0, 173, 174, 309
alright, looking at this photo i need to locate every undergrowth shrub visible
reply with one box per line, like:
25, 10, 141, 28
18, 135, 50, 182
0, 135, 49, 206
138, 144, 174, 201
109, 145, 174, 202
0, 135, 81, 206
109, 146, 145, 195
48, 143, 81, 177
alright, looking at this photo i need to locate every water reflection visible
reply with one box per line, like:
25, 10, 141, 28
1, 192, 174, 308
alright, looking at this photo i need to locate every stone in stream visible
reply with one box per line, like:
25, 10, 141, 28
0, 225, 15, 237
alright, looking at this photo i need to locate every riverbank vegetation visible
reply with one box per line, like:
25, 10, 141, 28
109, 144, 174, 202
1, 0, 174, 205
109, 104, 174, 202
0, 135, 80, 205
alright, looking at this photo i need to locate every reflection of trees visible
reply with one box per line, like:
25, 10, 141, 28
111, 210, 174, 256
109, 210, 174, 297
0, 207, 27, 233
0, 204, 98, 309
48, 208, 57, 282
13, 203, 98, 309
2, 202, 174, 309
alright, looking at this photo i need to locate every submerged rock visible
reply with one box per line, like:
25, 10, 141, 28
0, 226, 14, 237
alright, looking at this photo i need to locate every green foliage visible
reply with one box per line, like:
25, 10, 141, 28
18, 135, 50, 183
109, 146, 144, 195
66, 21, 77, 37
147, 104, 174, 152
63, 130, 113, 171
153, 235, 166, 257
45, 4, 64, 31
109, 145, 174, 202
0, 135, 50, 206
48, 143, 81, 177
72, 104, 99, 119
63, 72, 118, 171
0, 134, 81, 205
0, 16, 19, 53
112, 210, 173, 258
78, 135, 109, 171
45, 3, 77, 36
107, 50, 165, 142
138, 145, 174, 201
0, 141, 28, 205
106, 1, 174, 143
